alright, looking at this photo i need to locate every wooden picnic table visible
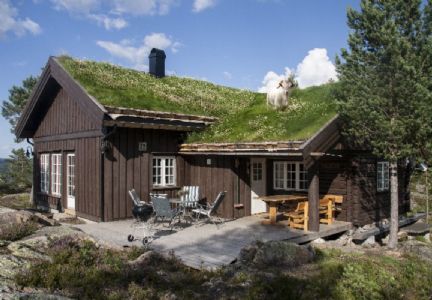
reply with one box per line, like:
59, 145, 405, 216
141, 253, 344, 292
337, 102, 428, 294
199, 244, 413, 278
258, 194, 308, 225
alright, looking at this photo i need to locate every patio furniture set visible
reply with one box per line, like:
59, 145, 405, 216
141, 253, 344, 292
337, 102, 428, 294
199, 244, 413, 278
127, 186, 226, 245
259, 194, 344, 231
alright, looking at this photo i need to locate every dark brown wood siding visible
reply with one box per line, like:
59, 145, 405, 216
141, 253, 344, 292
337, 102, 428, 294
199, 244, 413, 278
318, 157, 351, 222
32, 86, 103, 221
34, 88, 99, 138
350, 154, 410, 226
103, 128, 185, 221
34, 137, 102, 221
183, 156, 251, 219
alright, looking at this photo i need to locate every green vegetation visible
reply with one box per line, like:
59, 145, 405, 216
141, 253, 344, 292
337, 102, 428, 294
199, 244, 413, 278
0, 149, 32, 195
0, 193, 32, 210
16, 236, 216, 299
15, 237, 432, 300
336, 0, 432, 249
1, 75, 38, 141
0, 222, 38, 241
58, 56, 337, 142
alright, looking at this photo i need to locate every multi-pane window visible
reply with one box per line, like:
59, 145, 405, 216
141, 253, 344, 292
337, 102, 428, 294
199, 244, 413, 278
377, 161, 389, 192
67, 154, 75, 198
40, 154, 50, 193
273, 161, 307, 191
51, 154, 62, 196
252, 162, 263, 181
152, 157, 176, 187
299, 163, 308, 190
286, 163, 296, 189
274, 162, 284, 189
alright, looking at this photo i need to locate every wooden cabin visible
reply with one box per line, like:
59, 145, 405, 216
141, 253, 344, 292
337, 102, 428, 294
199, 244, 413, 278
15, 53, 410, 231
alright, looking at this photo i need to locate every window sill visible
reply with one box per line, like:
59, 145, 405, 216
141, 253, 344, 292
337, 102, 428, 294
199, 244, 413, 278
152, 186, 181, 190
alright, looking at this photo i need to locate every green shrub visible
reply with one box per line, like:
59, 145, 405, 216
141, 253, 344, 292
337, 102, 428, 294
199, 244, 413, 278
0, 221, 38, 241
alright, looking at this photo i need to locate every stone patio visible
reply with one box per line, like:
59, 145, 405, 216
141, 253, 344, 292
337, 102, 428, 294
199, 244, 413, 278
73, 216, 352, 269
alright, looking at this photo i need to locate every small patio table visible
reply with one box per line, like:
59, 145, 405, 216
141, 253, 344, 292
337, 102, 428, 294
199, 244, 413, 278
258, 195, 308, 225
169, 198, 194, 223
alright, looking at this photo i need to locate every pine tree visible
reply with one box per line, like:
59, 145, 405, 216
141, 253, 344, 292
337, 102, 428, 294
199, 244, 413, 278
337, 0, 432, 248
3, 148, 32, 192
1, 76, 38, 141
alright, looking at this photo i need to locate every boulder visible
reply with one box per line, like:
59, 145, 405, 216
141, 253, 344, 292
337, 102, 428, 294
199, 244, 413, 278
34, 213, 59, 227
0, 211, 36, 225
0, 254, 26, 280
397, 231, 408, 242
7, 236, 51, 261
311, 238, 326, 244
250, 241, 314, 268
361, 235, 376, 248
400, 240, 432, 262
128, 251, 157, 267
238, 241, 260, 264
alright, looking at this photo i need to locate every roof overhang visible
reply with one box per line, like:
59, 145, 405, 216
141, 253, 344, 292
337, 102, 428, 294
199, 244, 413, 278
178, 116, 341, 163
103, 106, 217, 132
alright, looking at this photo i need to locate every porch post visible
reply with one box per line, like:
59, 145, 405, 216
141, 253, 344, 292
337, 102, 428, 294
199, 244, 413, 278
308, 163, 320, 232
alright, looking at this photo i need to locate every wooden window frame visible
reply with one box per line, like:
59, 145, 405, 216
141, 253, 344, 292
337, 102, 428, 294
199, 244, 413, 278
377, 161, 389, 192
152, 156, 177, 187
252, 161, 263, 181
40, 153, 50, 194
273, 161, 308, 192
51, 153, 62, 197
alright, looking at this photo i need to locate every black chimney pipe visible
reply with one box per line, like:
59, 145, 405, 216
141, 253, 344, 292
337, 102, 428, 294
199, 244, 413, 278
149, 48, 166, 78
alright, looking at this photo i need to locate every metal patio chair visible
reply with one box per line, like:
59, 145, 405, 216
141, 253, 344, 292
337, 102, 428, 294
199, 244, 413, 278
192, 191, 226, 228
179, 186, 200, 209
151, 195, 182, 230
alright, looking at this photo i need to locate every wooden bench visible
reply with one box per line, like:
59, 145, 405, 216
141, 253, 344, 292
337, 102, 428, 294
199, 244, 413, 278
286, 201, 309, 231
319, 195, 344, 224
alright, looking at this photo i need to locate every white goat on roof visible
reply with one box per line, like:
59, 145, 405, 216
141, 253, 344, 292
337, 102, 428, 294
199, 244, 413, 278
266, 77, 296, 109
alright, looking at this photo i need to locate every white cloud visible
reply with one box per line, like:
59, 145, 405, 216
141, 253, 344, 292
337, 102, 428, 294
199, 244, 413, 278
258, 48, 337, 91
88, 14, 127, 30
112, 0, 177, 16
51, 0, 99, 14
296, 48, 337, 88
97, 32, 179, 70
223, 71, 232, 80
258, 67, 292, 93
49, 0, 178, 30
193, 0, 216, 12
0, 0, 41, 37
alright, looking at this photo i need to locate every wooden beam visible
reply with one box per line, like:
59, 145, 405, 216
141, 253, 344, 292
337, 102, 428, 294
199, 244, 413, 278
307, 163, 320, 232
310, 152, 325, 157
179, 151, 303, 156
103, 120, 200, 131
33, 130, 103, 143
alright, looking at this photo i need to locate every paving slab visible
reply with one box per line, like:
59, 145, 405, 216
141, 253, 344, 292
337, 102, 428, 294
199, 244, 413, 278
74, 216, 351, 270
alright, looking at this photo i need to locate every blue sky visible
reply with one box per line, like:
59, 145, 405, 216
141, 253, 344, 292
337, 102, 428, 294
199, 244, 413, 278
0, 0, 359, 158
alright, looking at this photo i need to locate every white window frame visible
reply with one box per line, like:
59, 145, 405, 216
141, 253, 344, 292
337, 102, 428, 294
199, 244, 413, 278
67, 153, 75, 198
40, 153, 50, 193
152, 156, 176, 187
51, 153, 62, 196
273, 161, 308, 191
377, 161, 389, 192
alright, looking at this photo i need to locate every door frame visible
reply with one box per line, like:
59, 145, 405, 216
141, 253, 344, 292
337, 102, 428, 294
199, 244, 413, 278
66, 153, 76, 210
250, 157, 267, 214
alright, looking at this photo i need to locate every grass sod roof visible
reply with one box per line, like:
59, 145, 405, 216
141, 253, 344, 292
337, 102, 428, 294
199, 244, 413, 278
57, 56, 338, 143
